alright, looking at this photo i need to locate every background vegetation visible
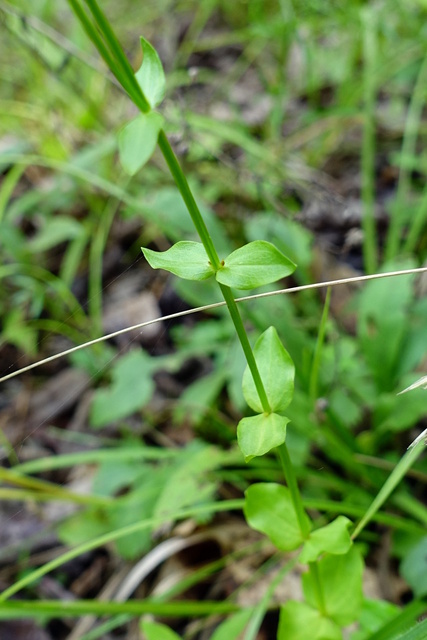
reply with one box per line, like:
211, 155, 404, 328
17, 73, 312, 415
1, 0, 427, 638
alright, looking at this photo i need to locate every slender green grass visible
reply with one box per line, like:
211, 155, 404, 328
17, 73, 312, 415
351, 438, 426, 539
390, 52, 427, 258
361, 7, 378, 273
0, 499, 244, 601
309, 286, 331, 405
0, 598, 239, 620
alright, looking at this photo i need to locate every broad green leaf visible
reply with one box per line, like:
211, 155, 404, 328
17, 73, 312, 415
244, 483, 310, 551
400, 535, 427, 597
135, 36, 166, 108
357, 259, 415, 391
216, 240, 296, 290
210, 609, 252, 640
2, 309, 37, 356
118, 111, 164, 175
142, 241, 215, 280
303, 547, 364, 626
242, 326, 295, 413
153, 441, 222, 518
278, 601, 341, 640
28, 215, 83, 253
141, 620, 181, 640
299, 516, 352, 563
246, 212, 313, 274
237, 412, 289, 462
90, 349, 154, 428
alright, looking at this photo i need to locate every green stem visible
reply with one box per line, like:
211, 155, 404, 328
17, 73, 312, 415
309, 286, 331, 406
67, 1, 273, 415
83, 0, 150, 112
361, 7, 378, 273
67, 0, 141, 107
219, 284, 271, 414
308, 562, 326, 615
157, 131, 221, 269
278, 443, 310, 539
156, 135, 269, 410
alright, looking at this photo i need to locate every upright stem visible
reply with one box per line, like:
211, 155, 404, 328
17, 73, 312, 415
84, 0, 150, 111
361, 7, 378, 273
157, 132, 221, 270
67, 0, 273, 457
219, 284, 271, 414
308, 562, 326, 615
159, 130, 271, 412
278, 443, 310, 539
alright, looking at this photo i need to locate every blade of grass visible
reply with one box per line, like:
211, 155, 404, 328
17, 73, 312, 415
309, 286, 331, 405
14, 447, 177, 474
366, 600, 427, 640
351, 439, 426, 540
243, 555, 298, 640
393, 52, 427, 257
0, 467, 111, 507
0, 598, 239, 620
361, 6, 378, 273
0, 499, 244, 601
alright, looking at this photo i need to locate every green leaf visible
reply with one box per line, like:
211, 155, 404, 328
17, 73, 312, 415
142, 241, 215, 280
2, 309, 37, 356
141, 620, 182, 640
278, 601, 341, 640
216, 240, 296, 290
299, 516, 353, 563
242, 326, 295, 413
400, 535, 427, 598
135, 36, 166, 108
118, 111, 164, 175
303, 547, 364, 626
237, 413, 289, 462
390, 618, 427, 640
350, 598, 399, 640
210, 609, 252, 640
244, 483, 310, 551
153, 441, 223, 519
90, 349, 154, 428
28, 216, 83, 253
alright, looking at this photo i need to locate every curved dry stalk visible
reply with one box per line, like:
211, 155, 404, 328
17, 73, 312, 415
1, 265, 426, 385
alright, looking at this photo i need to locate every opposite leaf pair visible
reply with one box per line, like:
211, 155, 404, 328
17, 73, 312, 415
142, 240, 296, 290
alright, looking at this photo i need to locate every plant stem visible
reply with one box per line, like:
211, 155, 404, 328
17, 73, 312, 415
308, 561, 326, 615
361, 7, 378, 273
278, 442, 310, 539
67, 0, 141, 107
309, 286, 331, 406
219, 284, 271, 414
83, 0, 150, 112
157, 131, 221, 269
157, 132, 272, 412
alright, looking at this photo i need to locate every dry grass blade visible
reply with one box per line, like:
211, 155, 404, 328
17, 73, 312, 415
1, 266, 427, 385
398, 375, 427, 395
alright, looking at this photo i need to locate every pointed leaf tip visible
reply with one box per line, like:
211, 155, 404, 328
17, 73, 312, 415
135, 36, 166, 108
142, 241, 215, 281
118, 111, 164, 175
242, 326, 295, 413
216, 240, 296, 290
